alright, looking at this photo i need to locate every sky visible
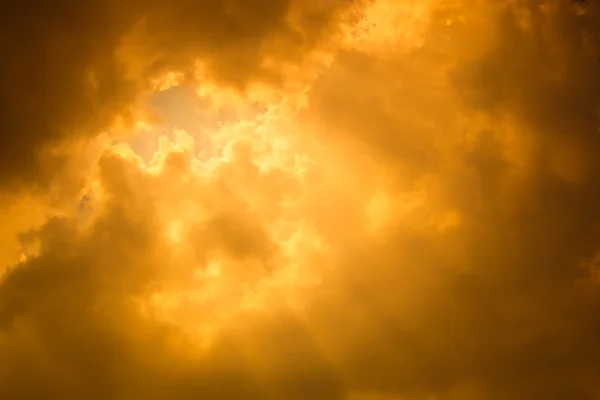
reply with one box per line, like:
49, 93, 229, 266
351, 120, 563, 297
1, 0, 600, 399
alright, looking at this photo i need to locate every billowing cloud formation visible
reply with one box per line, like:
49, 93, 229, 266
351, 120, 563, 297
0, 0, 356, 189
2, 0, 600, 399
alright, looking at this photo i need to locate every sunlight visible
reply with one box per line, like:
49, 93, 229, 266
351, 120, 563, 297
107, 86, 346, 348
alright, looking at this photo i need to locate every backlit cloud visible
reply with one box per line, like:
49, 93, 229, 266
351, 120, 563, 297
2, 0, 600, 399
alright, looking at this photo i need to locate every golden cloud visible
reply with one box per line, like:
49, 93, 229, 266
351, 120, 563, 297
2, 0, 600, 399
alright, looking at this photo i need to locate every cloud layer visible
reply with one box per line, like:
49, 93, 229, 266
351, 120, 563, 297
2, 0, 600, 399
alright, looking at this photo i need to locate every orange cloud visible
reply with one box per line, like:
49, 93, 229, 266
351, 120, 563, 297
2, 1, 600, 399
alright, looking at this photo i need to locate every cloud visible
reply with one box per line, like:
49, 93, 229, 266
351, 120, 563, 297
0, 124, 342, 398
2, 0, 600, 399
0, 0, 359, 190
298, 0, 600, 398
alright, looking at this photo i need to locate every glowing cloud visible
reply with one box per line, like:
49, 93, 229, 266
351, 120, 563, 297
2, 1, 600, 399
